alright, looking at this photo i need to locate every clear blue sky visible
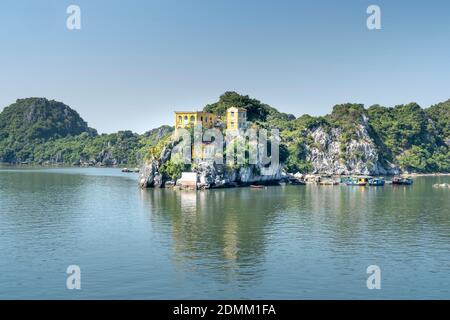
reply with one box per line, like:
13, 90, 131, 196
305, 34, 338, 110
1, 0, 449, 133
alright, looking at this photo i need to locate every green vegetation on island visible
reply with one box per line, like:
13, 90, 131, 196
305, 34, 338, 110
0, 93, 449, 173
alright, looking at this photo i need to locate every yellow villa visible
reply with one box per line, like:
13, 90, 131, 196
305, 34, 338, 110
226, 107, 247, 130
174, 111, 217, 130
174, 107, 247, 131
173, 107, 248, 162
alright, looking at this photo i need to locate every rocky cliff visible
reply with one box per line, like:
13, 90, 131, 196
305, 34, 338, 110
138, 135, 283, 189
305, 123, 399, 176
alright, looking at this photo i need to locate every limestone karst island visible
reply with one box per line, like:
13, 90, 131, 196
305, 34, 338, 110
0, 92, 449, 190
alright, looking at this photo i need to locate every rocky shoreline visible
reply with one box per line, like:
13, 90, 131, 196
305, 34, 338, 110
138, 160, 284, 190
137, 157, 448, 190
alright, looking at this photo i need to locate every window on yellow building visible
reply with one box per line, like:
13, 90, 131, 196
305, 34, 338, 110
190, 116, 195, 122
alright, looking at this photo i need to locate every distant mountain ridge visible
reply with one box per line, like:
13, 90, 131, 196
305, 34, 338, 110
0, 97, 96, 140
0, 98, 172, 165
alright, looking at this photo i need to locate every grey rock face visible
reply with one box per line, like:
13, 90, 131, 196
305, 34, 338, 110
153, 173, 164, 188
235, 163, 283, 183
139, 160, 159, 188
196, 161, 216, 186
140, 154, 283, 189
193, 161, 281, 188
138, 136, 180, 188
306, 123, 399, 175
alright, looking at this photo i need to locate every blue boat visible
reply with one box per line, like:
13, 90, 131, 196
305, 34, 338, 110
368, 178, 385, 186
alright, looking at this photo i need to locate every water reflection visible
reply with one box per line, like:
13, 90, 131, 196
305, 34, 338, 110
1, 168, 449, 298
140, 180, 450, 294
140, 187, 291, 284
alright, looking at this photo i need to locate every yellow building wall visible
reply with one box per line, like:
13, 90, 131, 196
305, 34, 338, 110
200, 112, 216, 128
175, 112, 216, 129
227, 113, 238, 130
226, 107, 247, 130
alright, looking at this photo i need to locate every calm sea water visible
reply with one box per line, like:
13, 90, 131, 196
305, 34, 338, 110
0, 167, 449, 299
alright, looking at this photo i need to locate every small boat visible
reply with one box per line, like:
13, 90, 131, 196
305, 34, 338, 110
392, 177, 413, 185
432, 183, 450, 188
368, 178, 385, 186
121, 168, 132, 173
402, 178, 413, 185
319, 180, 339, 185
346, 177, 368, 186
340, 177, 353, 184
250, 185, 265, 189
432, 183, 440, 188
346, 181, 367, 186
289, 179, 306, 185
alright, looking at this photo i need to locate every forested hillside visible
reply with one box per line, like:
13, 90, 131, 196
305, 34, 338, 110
0, 98, 173, 166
